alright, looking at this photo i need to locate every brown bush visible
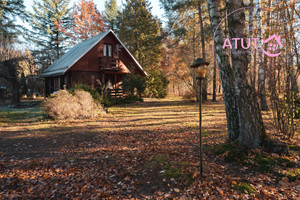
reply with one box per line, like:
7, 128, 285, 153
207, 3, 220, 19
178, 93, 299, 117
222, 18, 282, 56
42, 90, 104, 120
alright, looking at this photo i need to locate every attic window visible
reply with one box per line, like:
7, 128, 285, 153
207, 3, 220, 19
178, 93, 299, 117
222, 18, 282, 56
103, 44, 112, 57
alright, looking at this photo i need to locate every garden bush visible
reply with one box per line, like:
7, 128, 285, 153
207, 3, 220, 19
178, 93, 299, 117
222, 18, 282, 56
68, 83, 101, 101
101, 95, 143, 107
122, 74, 146, 98
42, 90, 104, 120
144, 69, 169, 98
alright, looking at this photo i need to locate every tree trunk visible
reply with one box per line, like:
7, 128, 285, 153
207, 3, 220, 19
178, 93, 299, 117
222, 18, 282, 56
206, 0, 240, 141
213, 55, 217, 101
198, 0, 205, 59
256, 0, 269, 111
284, 2, 299, 95
1, 59, 21, 105
11, 78, 20, 105
198, 0, 208, 102
248, 0, 254, 87
253, 47, 257, 89
226, 0, 266, 149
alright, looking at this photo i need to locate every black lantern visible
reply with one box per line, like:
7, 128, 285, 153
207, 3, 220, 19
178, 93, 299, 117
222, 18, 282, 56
190, 58, 209, 79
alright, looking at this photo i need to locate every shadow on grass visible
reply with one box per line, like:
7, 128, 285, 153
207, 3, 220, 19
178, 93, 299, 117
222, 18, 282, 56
0, 98, 228, 198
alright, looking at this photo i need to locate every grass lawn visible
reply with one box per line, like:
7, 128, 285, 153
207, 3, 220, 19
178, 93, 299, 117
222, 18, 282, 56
0, 96, 299, 199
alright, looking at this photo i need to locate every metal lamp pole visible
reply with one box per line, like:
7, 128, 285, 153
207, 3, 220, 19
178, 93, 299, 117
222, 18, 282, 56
197, 77, 203, 177
190, 58, 209, 178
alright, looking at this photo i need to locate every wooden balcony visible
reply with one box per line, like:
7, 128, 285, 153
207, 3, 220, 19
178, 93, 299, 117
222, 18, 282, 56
98, 57, 120, 71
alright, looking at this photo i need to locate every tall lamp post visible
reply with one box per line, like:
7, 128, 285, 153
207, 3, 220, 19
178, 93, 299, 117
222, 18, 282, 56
190, 58, 209, 177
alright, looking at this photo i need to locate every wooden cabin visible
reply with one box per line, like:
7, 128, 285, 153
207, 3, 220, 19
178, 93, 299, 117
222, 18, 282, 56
40, 30, 147, 97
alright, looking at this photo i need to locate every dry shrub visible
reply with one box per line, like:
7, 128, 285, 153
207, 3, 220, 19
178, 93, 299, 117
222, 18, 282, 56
182, 90, 196, 101
42, 90, 104, 120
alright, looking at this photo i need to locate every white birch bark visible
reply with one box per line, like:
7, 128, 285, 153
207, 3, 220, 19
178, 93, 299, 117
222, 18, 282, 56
206, 0, 240, 141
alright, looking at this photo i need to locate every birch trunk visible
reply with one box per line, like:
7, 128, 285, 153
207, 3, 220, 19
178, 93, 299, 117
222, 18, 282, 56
248, 0, 254, 85
213, 52, 217, 101
261, 0, 271, 111
284, 2, 299, 94
226, 0, 266, 148
256, 0, 269, 111
206, 0, 240, 141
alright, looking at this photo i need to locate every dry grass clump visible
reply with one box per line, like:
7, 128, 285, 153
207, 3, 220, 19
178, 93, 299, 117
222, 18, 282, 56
42, 90, 104, 120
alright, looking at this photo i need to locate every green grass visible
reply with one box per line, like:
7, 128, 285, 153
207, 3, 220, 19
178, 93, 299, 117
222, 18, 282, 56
0, 106, 45, 125
164, 167, 182, 179
254, 154, 275, 172
164, 164, 193, 185
288, 145, 300, 156
180, 161, 192, 166
224, 148, 248, 163
153, 154, 166, 164
150, 155, 193, 184
210, 142, 297, 169
209, 143, 234, 155
253, 154, 296, 172
287, 168, 300, 181
209, 142, 248, 163
233, 182, 255, 194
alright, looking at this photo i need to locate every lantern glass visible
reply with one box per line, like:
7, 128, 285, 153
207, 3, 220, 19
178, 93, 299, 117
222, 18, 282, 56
190, 58, 209, 79
195, 66, 207, 79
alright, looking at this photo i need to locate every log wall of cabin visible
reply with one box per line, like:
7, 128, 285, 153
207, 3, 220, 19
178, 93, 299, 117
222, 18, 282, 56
69, 34, 133, 72
66, 32, 137, 88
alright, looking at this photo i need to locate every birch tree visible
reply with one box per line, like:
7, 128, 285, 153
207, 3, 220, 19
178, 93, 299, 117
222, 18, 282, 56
206, 0, 240, 141
226, 0, 266, 148
257, 0, 269, 111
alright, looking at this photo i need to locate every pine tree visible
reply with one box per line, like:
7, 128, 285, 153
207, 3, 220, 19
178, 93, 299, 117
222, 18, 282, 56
104, 0, 119, 31
0, 0, 26, 45
117, 0, 163, 69
117, 0, 167, 98
0, 0, 26, 105
28, 0, 71, 66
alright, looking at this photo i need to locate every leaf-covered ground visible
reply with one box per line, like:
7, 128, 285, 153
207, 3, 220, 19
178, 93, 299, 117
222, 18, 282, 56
0, 96, 299, 199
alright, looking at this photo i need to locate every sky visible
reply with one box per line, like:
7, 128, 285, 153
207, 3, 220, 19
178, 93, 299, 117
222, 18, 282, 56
23, 0, 165, 20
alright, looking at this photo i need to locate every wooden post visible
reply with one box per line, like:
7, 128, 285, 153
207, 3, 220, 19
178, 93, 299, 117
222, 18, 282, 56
114, 73, 117, 98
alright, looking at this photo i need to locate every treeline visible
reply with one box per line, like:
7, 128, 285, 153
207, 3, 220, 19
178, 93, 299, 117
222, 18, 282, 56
0, 0, 299, 148
0, 0, 168, 104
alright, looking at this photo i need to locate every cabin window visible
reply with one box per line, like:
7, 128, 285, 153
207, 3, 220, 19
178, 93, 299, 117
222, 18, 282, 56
103, 44, 112, 57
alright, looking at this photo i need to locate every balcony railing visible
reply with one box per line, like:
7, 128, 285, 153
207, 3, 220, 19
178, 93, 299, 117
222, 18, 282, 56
107, 88, 124, 98
98, 57, 120, 71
